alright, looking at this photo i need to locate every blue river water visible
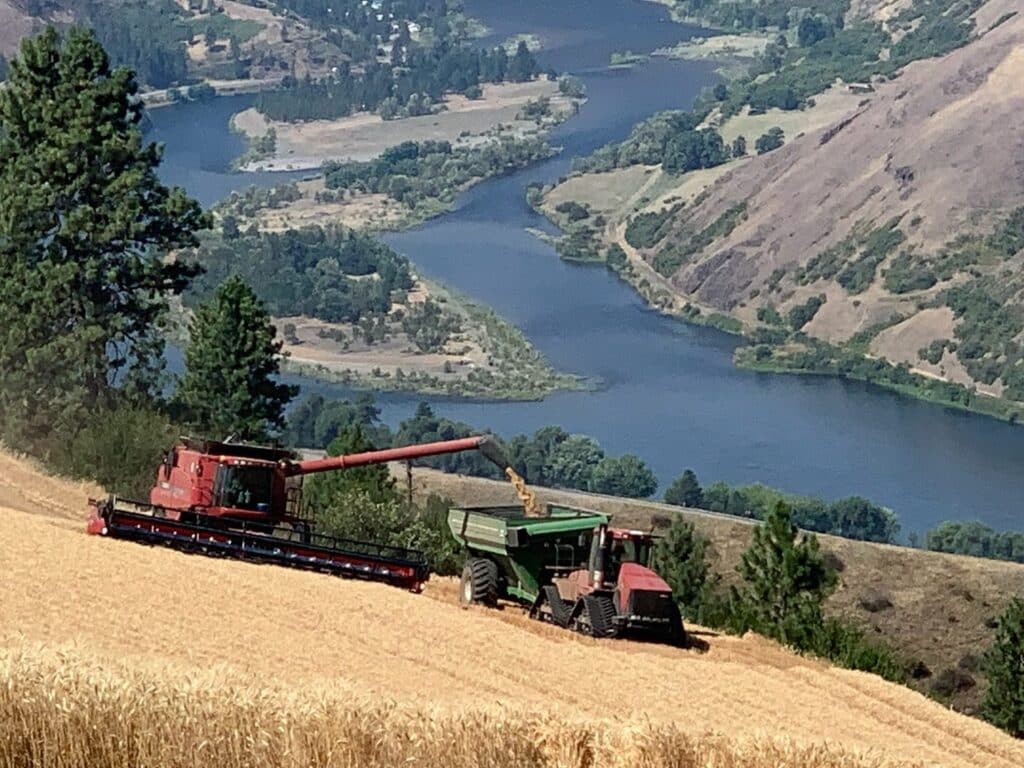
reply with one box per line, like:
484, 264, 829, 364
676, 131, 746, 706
149, 0, 1024, 535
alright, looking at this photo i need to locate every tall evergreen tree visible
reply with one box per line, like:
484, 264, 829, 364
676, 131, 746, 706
651, 516, 712, 615
304, 424, 397, 512
664, 469, 704, 507
176, 276, 297, 440
0, 27, 206, 444
732, 501, 836, 646
982, 597, 1024, 737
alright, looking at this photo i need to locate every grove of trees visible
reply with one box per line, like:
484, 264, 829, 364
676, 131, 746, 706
0, 28, 206, 456
662, 468, 900, 544
0, 28, 300, 493
255, 40, 540, 122
321, 137, 553, 212
926, 521, 1024, 565
184, 225, 414, 324
653, 502, 907, 680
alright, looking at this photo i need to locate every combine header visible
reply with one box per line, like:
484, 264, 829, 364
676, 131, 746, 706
87, 435, 506, 591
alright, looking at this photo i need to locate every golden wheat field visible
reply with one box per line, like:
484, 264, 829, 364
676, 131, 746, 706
2, 449, 1023, 768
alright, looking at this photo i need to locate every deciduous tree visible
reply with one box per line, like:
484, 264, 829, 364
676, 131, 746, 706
589, 454, 658, 498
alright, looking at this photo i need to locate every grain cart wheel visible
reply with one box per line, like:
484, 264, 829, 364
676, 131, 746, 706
581, 594, 618, 638
460, 557, 499, 606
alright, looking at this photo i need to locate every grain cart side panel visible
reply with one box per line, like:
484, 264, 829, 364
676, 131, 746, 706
448, 505, 608, 604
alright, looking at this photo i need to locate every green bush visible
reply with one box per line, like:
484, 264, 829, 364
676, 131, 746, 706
624, 206, 678, 249
755, 127, 785, 154
787, 295, 826, 331
49, 404, 176, 499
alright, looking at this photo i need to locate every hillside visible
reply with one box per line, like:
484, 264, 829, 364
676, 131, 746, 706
411, 468, 1024, 714
3, 449, 1024, 767
544, 0, 1024, 412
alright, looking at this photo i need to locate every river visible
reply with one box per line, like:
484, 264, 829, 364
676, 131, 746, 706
148, 0, 1024, 536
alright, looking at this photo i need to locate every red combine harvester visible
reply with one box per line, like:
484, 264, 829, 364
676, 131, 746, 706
87, 435, 505, 591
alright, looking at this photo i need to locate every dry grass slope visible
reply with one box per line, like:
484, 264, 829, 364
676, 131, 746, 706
2, 450, 1024, 767
411, 469, 1024, 713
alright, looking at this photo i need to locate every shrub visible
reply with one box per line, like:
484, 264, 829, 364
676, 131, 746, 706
49, 403, 176, 499
982, 597, 1024, 736
755, 127, 785, 154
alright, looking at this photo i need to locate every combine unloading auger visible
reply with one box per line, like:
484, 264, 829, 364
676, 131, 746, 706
87, 435, 522, 591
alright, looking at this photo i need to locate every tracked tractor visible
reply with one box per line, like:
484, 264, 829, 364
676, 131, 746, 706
448, 506, 685, 645
87, 435, 515, 591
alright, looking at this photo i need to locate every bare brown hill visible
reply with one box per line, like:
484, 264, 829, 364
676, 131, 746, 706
667, 0, 1023, 318
411, 467, 1024, 714
0, 0, 54, 56
3, 449, 1024, 767
568, 0, 1024, 400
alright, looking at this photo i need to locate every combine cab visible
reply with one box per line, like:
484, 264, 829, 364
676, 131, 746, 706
87, 435, 505, 591
448, 506, 685, 645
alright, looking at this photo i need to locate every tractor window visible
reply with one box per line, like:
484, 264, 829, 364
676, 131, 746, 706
608, 538, 654, 578
216, 466, 273, 511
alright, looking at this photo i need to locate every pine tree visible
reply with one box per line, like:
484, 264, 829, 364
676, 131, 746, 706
664, 469, 703, 507
732, 501, 837, 646
982, 597, 1024, 737
304, 424, 397, 512
175, 276, 297, 440
0, 28, 206, 444
651, 515, 712, 616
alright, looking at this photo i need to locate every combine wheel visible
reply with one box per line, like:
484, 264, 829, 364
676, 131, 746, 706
580, 594, 618, 638
542, 585, 572, 628
459, 557, 499, 606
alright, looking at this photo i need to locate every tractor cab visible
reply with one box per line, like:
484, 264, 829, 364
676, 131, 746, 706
587, 524, 658, 588
604, 529, 656, 581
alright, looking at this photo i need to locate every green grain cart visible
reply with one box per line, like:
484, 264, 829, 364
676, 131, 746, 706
448, 504, 685, 643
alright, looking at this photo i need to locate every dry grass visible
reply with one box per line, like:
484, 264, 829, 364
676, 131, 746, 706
411, 468, 1024, 714
3, 450, 1024, 767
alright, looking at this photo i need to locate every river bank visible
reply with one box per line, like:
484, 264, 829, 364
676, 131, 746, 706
276, 276, 584, 401
538, 179, 1024, 426
231, 79, 579, 172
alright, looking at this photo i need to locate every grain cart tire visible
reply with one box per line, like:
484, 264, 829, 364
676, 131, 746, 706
543, 585, 573, 628
581, 594, 618, 638
460, 557, 499, 606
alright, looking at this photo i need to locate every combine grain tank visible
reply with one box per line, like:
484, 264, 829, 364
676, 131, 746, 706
448, 505, 685, 644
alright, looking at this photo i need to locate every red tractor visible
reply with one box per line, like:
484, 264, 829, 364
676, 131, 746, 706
87, 435, 506, 591
449, 506, 684, 644
543, 524, 684, 643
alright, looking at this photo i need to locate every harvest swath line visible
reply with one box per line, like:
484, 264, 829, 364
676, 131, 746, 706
1, 448, 1023, 767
